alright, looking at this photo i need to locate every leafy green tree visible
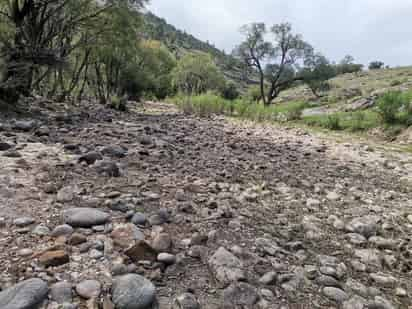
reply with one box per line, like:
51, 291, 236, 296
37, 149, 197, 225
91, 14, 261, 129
301, 54, 336, 98
234, 22, 313, 105
220, 81, 240, 100
171, 52, 225, 95
335, 55, 363, 75
369, 61, 385, 70
0, 0, 148, 102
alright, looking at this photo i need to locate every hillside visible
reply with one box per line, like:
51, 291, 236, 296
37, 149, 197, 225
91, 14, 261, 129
277, 66, 412, 105
143, 12, 258, 89
268, 66, 412, 140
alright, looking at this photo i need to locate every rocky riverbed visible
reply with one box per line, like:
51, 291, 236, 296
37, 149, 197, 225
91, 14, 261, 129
0, 100, 411, 308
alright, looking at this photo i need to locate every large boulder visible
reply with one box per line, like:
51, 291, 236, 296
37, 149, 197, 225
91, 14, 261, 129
0, 278, 48, 309
63, 208, 110, 228
112, 274, 156, 309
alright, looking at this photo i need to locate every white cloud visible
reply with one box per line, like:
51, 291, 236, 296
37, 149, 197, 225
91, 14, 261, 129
148, 0, 412, 66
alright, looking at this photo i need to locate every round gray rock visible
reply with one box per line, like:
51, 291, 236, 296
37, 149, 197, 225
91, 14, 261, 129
50, 281, 72, 304
75, 280, 101, 299
51, 224, 74, 237
63, 208, 110, 228
112, 274, 156, 309
0, 278, 48, 309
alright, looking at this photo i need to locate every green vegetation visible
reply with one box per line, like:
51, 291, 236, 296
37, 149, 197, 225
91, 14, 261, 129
143, 12, 255, 90
171, 53, 225, 95
301, 111, 380, 131
377, 91, 412, 126
171, 88, 412, 135
169, 93, 309, 122
0, 1, 411, 140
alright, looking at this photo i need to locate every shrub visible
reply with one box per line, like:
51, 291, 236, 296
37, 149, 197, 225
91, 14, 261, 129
390, 80, 402, 87
325, 114, 342, 130
221, 82, 240, 101
368, 61, 384, 70
109, 95, 127, 111
377, 91, 405, 124
244, 85, 262, 103
284, 103, 304, 121
349, 112, 366, 131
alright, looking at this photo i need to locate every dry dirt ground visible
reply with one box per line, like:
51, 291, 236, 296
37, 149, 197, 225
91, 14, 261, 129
0, 100, 412, 309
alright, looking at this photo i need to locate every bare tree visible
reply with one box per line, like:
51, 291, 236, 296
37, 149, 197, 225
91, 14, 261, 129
234, 22, 313, 105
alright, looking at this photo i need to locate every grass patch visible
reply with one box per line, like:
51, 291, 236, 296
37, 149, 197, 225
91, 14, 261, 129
301, 110, 381, 131
170, 90, 412, 136
169, 93, 309, 122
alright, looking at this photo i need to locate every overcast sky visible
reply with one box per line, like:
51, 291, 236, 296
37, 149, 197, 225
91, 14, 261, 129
148, 0, 412, 67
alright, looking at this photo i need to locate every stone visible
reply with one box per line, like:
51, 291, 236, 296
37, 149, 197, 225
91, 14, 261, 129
89, 249, 104, 259
223, 282, 259, 307
32, 224, 50, 236
369, 296, 396, 309
316, 275, 341, 288
342, 295, 367, 309
18, 248, 33, 257
13, 217, 35, 227
369, 237, 398, 249
50, 281, 73, 304
124, 241, 158, 262
51, 225, 74, 237
63, 208, 110, 228
78, 152, 103, 165
152, 233, 172, 252
131, 213, 147, 226
323, 287, 349, 303
68, 233, 87, 245
112, 274, 156, 309
57, 187, 76, 203
0, 142, 12, 151
108, 200, 130, 213
148, 214, 167, 226
326, 191, 341, 201
370, 273, 397, 287
111, 223, 144, 248
39, 250, 70, 267
112, 263, 129, 276
345, 279, 368, 298
75, 280, 101, 299
95, 160, 120, 177
157, 253, 176, 265
101, 145, 127, 158
0, 278, 48, 309
346, 233, 367, 245
13, 120, 37, 131
354, 249, 382, 267
259, 272, 277, 285
173, 293, 200, 309
395, 287, 407, 297
208, 247, 245, 285
345, 216, 380, 237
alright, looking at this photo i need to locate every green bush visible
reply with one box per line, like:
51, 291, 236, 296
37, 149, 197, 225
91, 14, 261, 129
109, 95, 127, 111
221, 82, 240, 101
390, 80, 402, 87
325, 114, 342, 130
284, 103, 305, 121
350, 111, 366, 131
377, 91, 405, 124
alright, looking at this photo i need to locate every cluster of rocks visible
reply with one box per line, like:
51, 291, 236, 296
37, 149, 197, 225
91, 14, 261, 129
0, 101, 411, 308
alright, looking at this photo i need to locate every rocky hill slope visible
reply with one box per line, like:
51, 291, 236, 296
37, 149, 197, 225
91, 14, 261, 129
0, 100, 411, 308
